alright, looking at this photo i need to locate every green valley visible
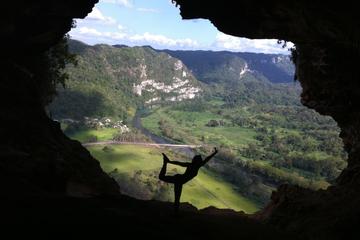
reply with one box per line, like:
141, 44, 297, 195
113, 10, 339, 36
141, 101, 343, 203
50, 39, 347, 211
88, 144, 259, 213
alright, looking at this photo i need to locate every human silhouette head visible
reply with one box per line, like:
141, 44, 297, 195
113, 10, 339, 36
192, 155, 202, 164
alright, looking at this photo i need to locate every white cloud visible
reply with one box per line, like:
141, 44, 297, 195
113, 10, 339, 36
71, 27, 292, 53
86, 7, 116, 25
103, 31, 127, 40
128, 32, 198, 48
70, 27, 199, 49
103, 0, 133, 8
78, 27, 103, 36
214, 32, 293, 54
136, 8, 159, 13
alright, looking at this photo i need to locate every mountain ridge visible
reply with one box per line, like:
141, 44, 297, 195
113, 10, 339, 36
50, 39, 298, 121
162, 49, 295, 84
50, 39, 202, 120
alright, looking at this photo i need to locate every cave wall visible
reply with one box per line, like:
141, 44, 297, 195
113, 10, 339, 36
174, 0, 360, 186
174, 0, 360, 237
1, 0, 360, 236
0, 0, 119, 196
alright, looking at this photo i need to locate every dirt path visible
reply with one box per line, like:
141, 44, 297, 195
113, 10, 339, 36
83, 141, 201, 148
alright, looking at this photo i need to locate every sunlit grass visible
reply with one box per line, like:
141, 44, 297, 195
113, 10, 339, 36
182, 169, 259, 212
68, 128, 119, 142
89, 144, 161, 173
142, 108, 257, 147
87, 144, 259, 213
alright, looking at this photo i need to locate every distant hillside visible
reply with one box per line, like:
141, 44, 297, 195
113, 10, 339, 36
162, 50, 294, 84
49, 40, 202, 121
50, 40, 300, 121
161, 49, 300, 106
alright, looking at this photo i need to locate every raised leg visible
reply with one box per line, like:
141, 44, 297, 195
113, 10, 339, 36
158, 158, 168, 181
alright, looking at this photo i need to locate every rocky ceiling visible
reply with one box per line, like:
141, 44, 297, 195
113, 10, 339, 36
174, 1, 360, 43
172, 0, 360, 236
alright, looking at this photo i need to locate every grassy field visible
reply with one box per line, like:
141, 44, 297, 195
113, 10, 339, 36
142, 108, 257, 147
140, 106, 337, 192
183, 169, 258, 211
68, 128, 119, 143
87, 144, 259, 213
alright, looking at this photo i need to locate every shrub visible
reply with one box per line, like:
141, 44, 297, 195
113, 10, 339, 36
86, 135, 98, 142
102, 146, 114, 152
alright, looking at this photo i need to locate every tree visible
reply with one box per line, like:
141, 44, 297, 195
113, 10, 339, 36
206, 119, 220, 127
243, 143, 262, 159
40, 34, 77, 106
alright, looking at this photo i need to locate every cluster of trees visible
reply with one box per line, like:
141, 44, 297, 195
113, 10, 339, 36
237, 128, 346, 182
147, 98, 347, 204
239, 159, 329, 190
112, 129, 151, 142
157, 118, 189, 143
171, 98, 212, 112
206, 119, 225, 127
158, 119, 176, 140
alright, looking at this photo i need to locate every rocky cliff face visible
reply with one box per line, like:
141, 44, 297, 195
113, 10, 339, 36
0, 0, 119, 196
133, 59, 201, 103
173, 0, 360, 237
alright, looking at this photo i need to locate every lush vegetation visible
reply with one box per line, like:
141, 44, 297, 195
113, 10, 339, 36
52, 41, 347, 209
49, 40, 140, 121
24, 34, 77, 107
164, 50, 295, 84
88, 144, 259, 213
142, 97, 346, 204
67, 128, 119, 142
141, 49, 346, 204
49, 40, 201, 122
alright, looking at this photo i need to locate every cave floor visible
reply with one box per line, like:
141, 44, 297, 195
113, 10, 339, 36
0, 194, 294, 239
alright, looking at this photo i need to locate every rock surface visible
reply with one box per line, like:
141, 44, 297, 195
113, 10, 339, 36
0, 0, 119, 196
173, 0, 360, 238
1, 0, 360, 238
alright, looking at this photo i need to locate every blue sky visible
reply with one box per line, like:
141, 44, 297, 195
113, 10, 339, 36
69, 0, 292, 54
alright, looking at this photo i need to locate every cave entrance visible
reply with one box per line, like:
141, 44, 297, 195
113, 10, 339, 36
48, 0, 347, 213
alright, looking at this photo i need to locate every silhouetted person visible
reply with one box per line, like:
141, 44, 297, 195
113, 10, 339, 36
159, 147, 218, 214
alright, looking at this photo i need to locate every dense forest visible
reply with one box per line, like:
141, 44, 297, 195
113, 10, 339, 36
49, 40, 201, 122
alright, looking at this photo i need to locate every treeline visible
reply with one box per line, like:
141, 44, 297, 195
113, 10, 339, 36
200, 145, 331, 204
112, 130, 152, 143
143, 98, 347, 205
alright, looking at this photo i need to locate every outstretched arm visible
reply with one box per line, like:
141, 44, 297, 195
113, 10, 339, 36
202, 147, 218, 166
162, 153, 190, 167
169, 161, 191, 167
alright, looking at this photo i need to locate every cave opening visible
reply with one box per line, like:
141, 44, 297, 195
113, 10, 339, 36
2, 0, 360, 237
46, 0, 347, 214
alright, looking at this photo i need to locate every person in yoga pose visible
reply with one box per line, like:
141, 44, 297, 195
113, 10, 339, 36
159, 147, 218, 213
